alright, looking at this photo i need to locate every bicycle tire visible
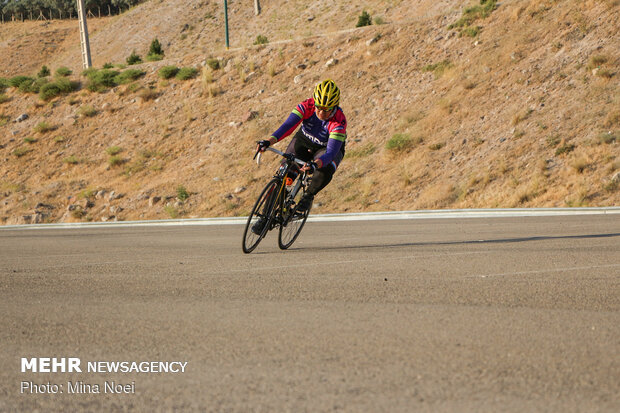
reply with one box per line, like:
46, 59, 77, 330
278, 188, 311, 250
242, 178, 280, 253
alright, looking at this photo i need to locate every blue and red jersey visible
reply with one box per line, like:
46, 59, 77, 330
271, 98, 347, 166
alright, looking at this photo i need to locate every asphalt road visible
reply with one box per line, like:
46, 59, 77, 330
1, 215, 619, 412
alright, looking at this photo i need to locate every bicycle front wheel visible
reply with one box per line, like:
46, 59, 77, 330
242, 178, 279, 253
278, 189, 311, 250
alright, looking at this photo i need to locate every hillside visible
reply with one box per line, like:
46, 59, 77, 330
0, 0, 618, 225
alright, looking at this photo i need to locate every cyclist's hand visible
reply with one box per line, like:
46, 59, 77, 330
257, 139, 271, 152
301, 161, 319, 174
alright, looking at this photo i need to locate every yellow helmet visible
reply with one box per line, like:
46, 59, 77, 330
313, 79, 340, 109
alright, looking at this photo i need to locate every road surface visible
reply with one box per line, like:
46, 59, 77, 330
1, 214, 619, 412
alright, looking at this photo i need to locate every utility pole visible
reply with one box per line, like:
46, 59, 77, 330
223, 0, 229, 49
254, 0, 261, 15
76, 0, 92, 68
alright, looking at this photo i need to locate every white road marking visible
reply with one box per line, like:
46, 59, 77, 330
1, 207, 619, 230
469, 263, 620, 279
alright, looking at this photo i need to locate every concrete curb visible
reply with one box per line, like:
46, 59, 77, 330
1, 207, 619, 231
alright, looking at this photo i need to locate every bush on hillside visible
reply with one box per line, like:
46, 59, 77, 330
385, 133, 413, 152
146, 54, 164, 62
19, 77, 48, 94
39, 83, 62, 101
448, 0, 497, 33
38, 65, 51, 78
147, 38, 164, 61
0, 77, 9, 92
85, 69, 120, 92
39, 78, 80, 101
176, 67, 198, 80
356, 11, 372, 27
115, 69, 145, 84
9, 76, 34, 88
253, 35, 269, 45
206, 58, 220, 70
158, 66, 179, 79
126, 50, 142, 65
56, 67, 73, 77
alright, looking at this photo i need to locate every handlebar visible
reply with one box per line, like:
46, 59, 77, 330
255, 146, 306, 167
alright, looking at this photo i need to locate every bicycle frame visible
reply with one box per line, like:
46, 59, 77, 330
257, 147, 309, 227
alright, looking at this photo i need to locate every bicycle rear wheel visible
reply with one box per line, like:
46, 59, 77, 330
278, 188, 311, 250
242, 178, 279, 253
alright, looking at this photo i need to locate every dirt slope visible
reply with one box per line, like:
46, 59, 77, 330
0, 0, 618, 224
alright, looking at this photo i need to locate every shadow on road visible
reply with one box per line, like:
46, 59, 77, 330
291, 232, 620, 252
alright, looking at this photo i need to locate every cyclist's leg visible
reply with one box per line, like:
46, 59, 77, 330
281, 131, 314, 181
307, 146, 345, 196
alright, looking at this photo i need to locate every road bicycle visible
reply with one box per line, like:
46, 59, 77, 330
242, 146, 312, 253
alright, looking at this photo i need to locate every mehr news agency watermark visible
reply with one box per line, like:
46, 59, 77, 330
20, 357, 188, 395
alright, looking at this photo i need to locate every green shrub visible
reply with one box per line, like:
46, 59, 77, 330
39, 77, 79, 101
55, 67, 72, 77
24, 137, 37, 143
149, 38, 164, 56
461, 26, 481, 37
82, 67, 98, 77
15, 77, 34, 93
159, 66, 179, 79
106, 146, 123, 155
55, 77, 80, 93
9, 76, 34, 88
449, 0, 497, 29
13, 147, 32, 157
0, 93, 9, 104
164, 205, 179, 218
63, 155, 79, 165
146, 54, 164, 62
422, 60, 453, 78
102, 62, 114, 69
38, 65, 51, 78
39, 83, 62, 101
34, 122, 53, 133
17, 77, 48, 94
385, 133, 413, 152
147, 38, 164, 61
85, 69, 120, 92
206, 58, 220, 70
177, 185, 189, 201
253, 35, 269, 45
429, 142, 445, 151
356, 11, 372, 27
108, 155, 123, 167
176, 67, 198, 80
126, 50, 142, 65
0, 77, 9, 91
115, 69, 145, 84
79, 105, 97, 117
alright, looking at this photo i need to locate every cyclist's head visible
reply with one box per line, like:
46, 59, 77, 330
313, 79, 340, 110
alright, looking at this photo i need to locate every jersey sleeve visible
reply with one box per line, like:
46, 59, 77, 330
270, 98, 314, 141
317, 110, 347, 166
270, 112, 302, 142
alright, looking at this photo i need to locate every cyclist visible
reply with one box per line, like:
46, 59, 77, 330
252, 79, 347, 235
